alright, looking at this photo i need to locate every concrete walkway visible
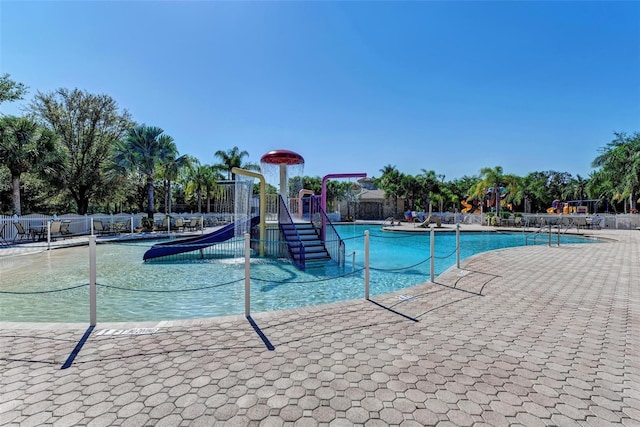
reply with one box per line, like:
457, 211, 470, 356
1, 228, 638, 426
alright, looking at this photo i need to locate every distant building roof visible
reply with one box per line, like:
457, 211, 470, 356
359, 189, 387, 200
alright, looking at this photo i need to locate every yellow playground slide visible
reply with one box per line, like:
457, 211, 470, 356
461, 199, 473, 213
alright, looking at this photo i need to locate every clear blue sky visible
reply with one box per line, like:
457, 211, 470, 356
1, 1, 638, 182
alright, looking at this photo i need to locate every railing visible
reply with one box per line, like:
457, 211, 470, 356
0, 212, 235, 244
525, 217, 561, 246
278, 195, 305, 269
0, 226, 471, 325
309, 195, 345, 266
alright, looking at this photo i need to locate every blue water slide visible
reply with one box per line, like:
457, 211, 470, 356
143, 216, 260, 261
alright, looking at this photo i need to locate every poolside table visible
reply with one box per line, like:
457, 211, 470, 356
29, 224, 47, 241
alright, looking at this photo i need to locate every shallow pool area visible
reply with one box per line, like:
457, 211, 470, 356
0, 225, 596, 322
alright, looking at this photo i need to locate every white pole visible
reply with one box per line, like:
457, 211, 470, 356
430, 225, 435, 282
47, 220, 51, 250
364, 230, 370, 300
279, 163, 288, 201
244, 233, 251, 317
90, 218, 94, 236
89, 235, 97, 326
456, 223, 461, 269
130, 215, 134, 233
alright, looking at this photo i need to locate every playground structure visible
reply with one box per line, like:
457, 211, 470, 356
461, 197, 481, 214
144, 149, 364, 270
547, 199, 601, 215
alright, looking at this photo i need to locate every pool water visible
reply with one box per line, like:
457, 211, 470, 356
0, 225, 595, 322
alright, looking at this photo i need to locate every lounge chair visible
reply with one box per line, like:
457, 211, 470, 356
187, 217, 202, 231
404, 211, 414, 223
173, 217, 185, 232
574, 216, 587, 230
0, 223, 8, 246
60, 220, 72, 237
49, 220, 62, 240
12, 222, 29, 242
93, 220, 111, 235
415, 215, 442, 228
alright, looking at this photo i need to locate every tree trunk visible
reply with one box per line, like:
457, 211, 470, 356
11, 174, 21, 216
147, 176, 155, 219
78, 199, 89, 215
393, 195, 398, 218
167, 180, 172, 214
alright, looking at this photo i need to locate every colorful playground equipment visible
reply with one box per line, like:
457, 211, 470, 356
461, 197, 482, 214
144, 149, 364, 270
547, 199, 598, 215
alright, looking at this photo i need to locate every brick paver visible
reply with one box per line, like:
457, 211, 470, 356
1, 227, 638, 425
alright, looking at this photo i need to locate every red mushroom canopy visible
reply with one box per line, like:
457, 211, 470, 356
260, 149, 305, 165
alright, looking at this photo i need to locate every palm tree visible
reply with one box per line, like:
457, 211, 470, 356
562, 174, 588, 203
0, 116, 59, 215
592, 132, 640, 213
184, 161, 210, 213
113, 125, 175, 218
213, 146, 259, 180
202, 165, 225, 213
160, 150, 193, 214
470, 166, 520, 216
418, 169, 440, 214
399, 174, 420, 212
378, 164, 402, 217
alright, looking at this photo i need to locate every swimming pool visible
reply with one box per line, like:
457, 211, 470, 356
0, 225, 595, 323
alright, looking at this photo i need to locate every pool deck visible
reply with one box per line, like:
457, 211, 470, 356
1, 226, 638, 426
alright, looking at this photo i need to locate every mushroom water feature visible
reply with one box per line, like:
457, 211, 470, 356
260, 149, 305, 201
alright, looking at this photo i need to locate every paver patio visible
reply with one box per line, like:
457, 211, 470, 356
1, 227, 638, 426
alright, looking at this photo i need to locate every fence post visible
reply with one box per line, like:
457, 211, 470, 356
364, 230, 370, 300
456, 223, 460, 269
351, 251, 356, 272
89, 236, 97, 326
430, 225, 435, 282
47, 220, 51, 250
244, 233, 251, 317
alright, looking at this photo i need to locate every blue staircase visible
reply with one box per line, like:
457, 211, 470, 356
280, 222, 332, 267
278, 195, 336, 269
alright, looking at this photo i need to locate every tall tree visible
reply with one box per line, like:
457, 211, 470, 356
562, 174, 588, 202
113, 125, 175, 218
213, 146, 259, 180
159, 149, 192, 214
202, 165, 225, 213
592, 132, 640, 213
0, 116, 60, 215
0, 73, 28, 108
470, 166, 520, 215
449, 175, 479, 211
184, 161, 210, 213
418, 169, 440, 214
378, 164, 402, 217
29, 88, 132, 214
